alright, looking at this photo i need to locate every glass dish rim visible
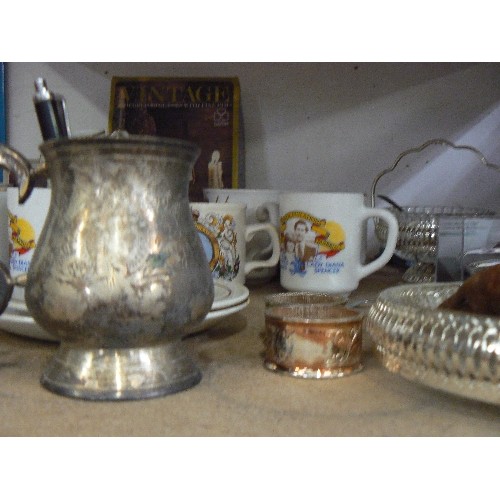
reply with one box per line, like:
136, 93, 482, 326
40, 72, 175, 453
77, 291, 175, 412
375, 281, 500, 323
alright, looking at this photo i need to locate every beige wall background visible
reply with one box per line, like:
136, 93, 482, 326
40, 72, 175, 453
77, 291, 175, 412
5, 62, 500, 253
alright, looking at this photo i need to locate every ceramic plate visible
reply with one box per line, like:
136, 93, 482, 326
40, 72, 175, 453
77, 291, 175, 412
0, 281, 250, 342
8, 281, 248, 315
184, 299, 250, 335
211, 281, 249, 311
0, 309, 59, 342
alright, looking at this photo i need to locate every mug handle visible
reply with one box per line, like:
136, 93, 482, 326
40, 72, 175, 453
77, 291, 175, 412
244, 223, 280, 275
254, 202, 280, 256
357, 207, 399, 280
255, 201, 279, 225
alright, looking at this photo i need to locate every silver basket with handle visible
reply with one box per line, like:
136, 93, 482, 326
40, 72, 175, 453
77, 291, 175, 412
371, 138, 499, 283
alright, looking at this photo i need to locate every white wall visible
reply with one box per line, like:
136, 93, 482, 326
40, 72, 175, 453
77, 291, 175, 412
5, 62, 500, 253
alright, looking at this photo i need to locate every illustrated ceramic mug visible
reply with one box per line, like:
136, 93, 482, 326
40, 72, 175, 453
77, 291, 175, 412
203, 188, 280, 283
203, 188, 279, 226
279, 192, 398, 294
7, 187, 51, 301
0, 188, 8, 265
190, 202, 280, 284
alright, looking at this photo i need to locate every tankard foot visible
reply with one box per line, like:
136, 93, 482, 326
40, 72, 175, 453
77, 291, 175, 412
40, 340, 202, 400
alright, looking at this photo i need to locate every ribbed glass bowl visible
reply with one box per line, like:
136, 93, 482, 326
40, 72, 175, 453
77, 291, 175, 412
364, 283, 500, 405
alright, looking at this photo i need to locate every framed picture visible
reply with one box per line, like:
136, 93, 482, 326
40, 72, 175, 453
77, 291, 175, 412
108, 77, 242, 201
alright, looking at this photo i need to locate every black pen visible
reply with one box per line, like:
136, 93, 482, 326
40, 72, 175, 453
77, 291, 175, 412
33, 77, 71, 140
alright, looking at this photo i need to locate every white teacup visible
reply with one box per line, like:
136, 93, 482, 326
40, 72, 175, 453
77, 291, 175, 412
191, 202, 280, 285
279, 192, 398, 294
203, 188, 280, 283
7, 187, 51, 302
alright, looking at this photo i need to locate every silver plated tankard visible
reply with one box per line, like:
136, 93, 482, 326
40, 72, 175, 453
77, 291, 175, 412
0, 134, 214, 400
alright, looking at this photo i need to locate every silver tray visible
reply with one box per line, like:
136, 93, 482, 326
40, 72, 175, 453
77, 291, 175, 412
364, 282, 500, 405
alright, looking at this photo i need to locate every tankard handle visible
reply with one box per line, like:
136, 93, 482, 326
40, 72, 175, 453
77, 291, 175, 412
0, 144, 47, 203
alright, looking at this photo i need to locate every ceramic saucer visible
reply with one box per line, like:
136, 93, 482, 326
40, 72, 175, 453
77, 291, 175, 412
0, 281, 249, 342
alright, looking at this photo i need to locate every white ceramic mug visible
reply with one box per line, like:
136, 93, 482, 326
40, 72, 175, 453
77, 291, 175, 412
279, 192, 398, 294
0, 188, 8, 265
203, 189, 280, 283
7, 187, 51, 301
203, 188, 279, 225
190, 202, 280, 285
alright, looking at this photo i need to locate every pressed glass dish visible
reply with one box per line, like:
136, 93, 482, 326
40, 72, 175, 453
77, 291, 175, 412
364, 283, 500, 405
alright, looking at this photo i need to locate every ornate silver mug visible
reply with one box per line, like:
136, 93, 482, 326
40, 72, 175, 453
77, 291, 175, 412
0, 135, 214, 400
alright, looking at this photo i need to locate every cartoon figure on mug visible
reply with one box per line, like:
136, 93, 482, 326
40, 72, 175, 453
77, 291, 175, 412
217, 214, 239, 277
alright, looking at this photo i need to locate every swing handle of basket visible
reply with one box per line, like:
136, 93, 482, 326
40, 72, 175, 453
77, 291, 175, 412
370, 138, 500, 208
